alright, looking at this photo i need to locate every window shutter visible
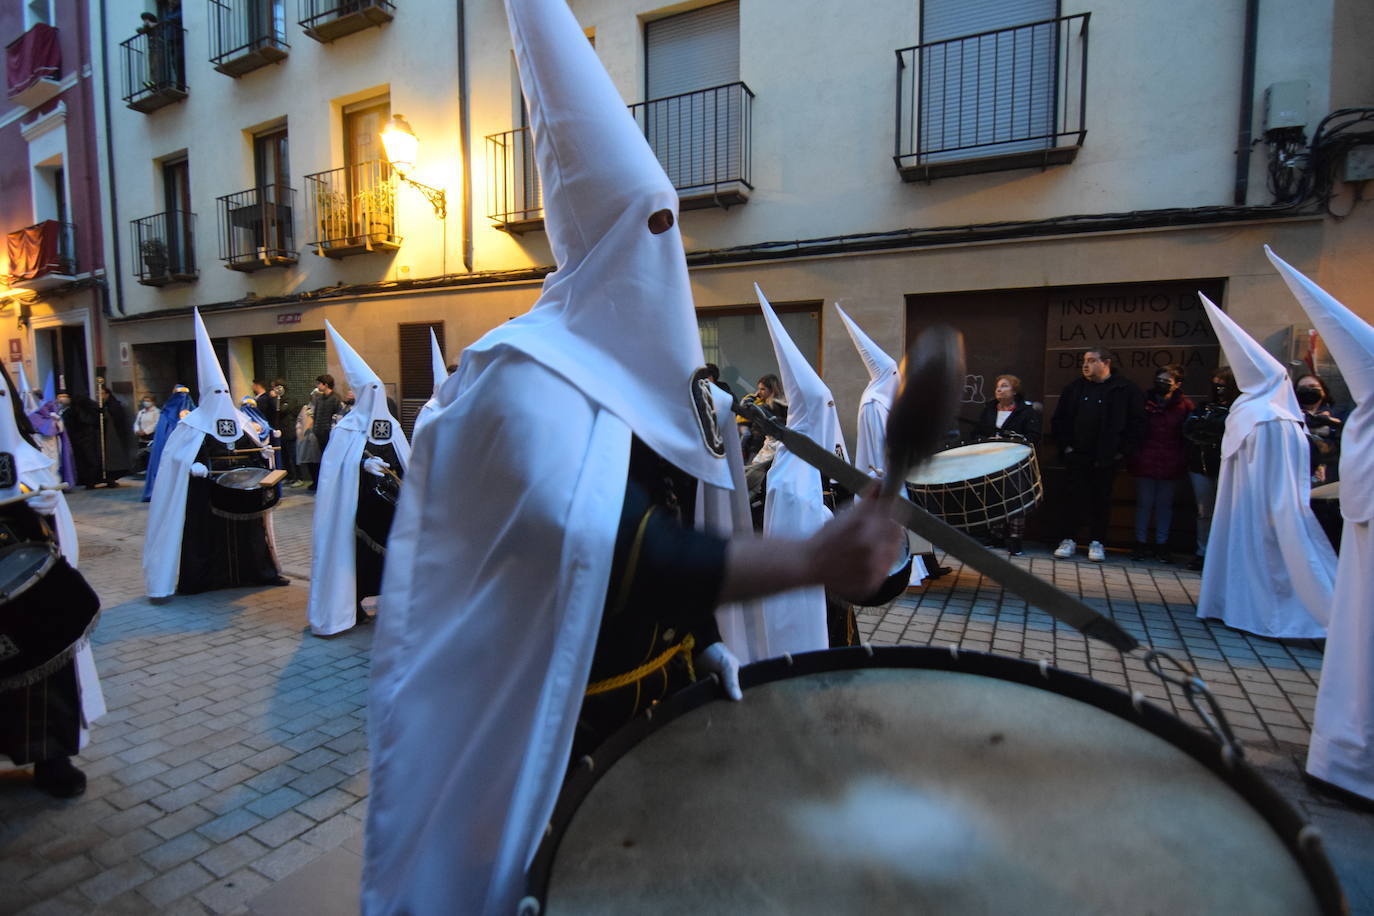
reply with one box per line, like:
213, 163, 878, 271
645, 1, 739, 100
398, 321, 445, 437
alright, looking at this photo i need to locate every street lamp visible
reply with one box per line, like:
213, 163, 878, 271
380, 114, 447, 219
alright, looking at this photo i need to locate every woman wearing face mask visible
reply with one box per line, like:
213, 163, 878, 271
1181, 368, 1238, 571
1127, 365, 1193, 562
1294, 373, 1342, 485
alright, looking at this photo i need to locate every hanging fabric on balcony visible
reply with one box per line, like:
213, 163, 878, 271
5, 24, 61, 98
5, 221, 60, 281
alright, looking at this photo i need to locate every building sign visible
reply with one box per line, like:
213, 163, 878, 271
277, 312, 302, 326
7, 339, 21, 359
119, 342, 131, 365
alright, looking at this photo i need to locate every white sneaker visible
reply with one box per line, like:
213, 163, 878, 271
1088, 541, 1106, 562
1053, 539, 1077, 559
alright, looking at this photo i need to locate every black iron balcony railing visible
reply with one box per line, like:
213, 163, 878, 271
895, 12, 1089, 181
486, 81, 754, 230
216, 184, 297, 270
209, 0, 289, 77
304, 160, 401, 258
131, 211, 197, 285
5, 220, 76, 285
121, 22, 187, 113
299, 0, 394, 43
630, 81, 754, 205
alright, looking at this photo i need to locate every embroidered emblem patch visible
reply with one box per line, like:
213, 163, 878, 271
0, 453, 14, 489
216, 419, 238, 439
690, 368, 726, 458
371, 420, 393, 441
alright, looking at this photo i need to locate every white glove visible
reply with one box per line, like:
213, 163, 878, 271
272, 429, 282, 438
696, 642, 743, 702
190, 462, 209, 478
362, 456, 390, 477
28, 489, 59, 515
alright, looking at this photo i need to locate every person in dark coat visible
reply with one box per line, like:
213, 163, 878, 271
1127, 364, 1194, 562
1182, 367, 1238, 570
307, 375, 341, 492
973, 374, 1042, 555
63, 385, 134, 488
1050, 347, 1146, 562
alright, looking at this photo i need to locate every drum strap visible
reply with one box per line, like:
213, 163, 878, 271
210, 507, 270, 521
355, 525, 387, 556
585, 633, 695, 697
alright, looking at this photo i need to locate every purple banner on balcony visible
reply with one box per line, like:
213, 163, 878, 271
6, 23, 61, 98
6, 221, 61, 280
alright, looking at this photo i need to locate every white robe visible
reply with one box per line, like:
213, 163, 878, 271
1196, 419, 1335, 637
760, 448, 832, 656
141, 423, 206, 598
306, 411, 409, 637
365, 352, 628, 915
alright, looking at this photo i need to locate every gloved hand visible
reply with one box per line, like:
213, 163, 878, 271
696, 642, 743, 702
190, 462, 209, 478
272, 429, 282, 438
362, 456, 390, 478
28, 488, 59, 515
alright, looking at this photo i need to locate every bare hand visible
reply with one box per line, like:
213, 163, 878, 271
803, 491, 902, 602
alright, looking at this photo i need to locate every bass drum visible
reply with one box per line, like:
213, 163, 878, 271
526, 647, 1343, 915
906, 439, 1041, 533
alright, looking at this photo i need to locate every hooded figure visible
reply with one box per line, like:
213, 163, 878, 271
240, 395, 275, 450
756, 285, 844, 654
307, 323, 410, 637
63, 383, 132, 488
410, 328, 450, 439
142, 310, 283, 598
1267, 246, 1374, 802
141, 385, 195, 502
28, 372, 76, 488
362, 0, 761, 909
16, 363, 39, 414
1195, 293, 1334, 637
0, 367, 105, 795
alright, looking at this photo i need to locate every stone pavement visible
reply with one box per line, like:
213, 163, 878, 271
0, 484, 1370, 914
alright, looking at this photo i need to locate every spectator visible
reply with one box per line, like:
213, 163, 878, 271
1181, 367, 1238, 571
275, 380, 298, 482
1294, 373, 1343, 485
704, 362, 732, 396
973, 374, 1042, 555
740, 373, 786, 465
293, 402, 320, 489
1127, 364, 1194, 563
65, 386, 133, 489
309, 374, 341, 492
252, 379, 278, 431
133, 392, 159, 473
1050, 347, 1145, 562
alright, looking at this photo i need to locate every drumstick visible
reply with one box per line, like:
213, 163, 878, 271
880, 326, 964, 500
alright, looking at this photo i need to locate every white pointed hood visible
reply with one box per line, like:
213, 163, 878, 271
836, 303, 900, 412
1200, 294, 1302, 458
16, 363, 39, 414
181, 309, 250, 446
325, 321, 402, 448
0, 381, 45, 503
429, 329, 447, 398
1267, 246, 1374, 522
462, 0, 729, 490
42, 371, 55, 405
758, 284, 847, 460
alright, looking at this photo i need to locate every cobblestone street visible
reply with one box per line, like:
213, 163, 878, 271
1, 485, 1371, 914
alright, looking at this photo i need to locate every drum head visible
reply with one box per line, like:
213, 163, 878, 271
0, 543, 56, 601
906, 441, 1032, 485
535, 650, 1337, 915
217, 467, 268, 490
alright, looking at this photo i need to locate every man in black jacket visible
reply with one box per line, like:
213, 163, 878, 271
1050, 347, 1145, 562
308, 374, 342, 492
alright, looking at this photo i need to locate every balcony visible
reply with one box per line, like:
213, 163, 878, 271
209, 0, 289, 77
299, 0, 393, 43
132, 211, 198, 286
304, 160, 401, 258
216, 185, 297, 271
6, 24, 61, 109
485, 81, 754, 233
5, 220, 77, 291
121, 22, 187, 113
894, 13, 1089, 182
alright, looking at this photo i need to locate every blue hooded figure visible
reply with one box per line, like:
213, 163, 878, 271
142, 385, 195, 502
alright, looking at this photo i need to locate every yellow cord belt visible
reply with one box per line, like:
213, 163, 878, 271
585, 633, 696, 697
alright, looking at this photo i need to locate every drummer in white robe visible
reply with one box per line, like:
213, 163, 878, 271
1268, 246, 1374, 803
1195, 294, 1334, 638
410, 328, 449, 439
307, 323, 409, 637
362, 1, 898, 911
143, 309, 285, 598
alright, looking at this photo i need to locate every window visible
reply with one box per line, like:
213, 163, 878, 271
697, 303, 820, 400
25, 0, 53, 29
162, 157, 194, 273
397, 321, 445, 435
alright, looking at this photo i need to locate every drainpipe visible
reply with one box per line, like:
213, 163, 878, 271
457, 0, 473, 272
1233, 0, 1260, 205
97, 0, 125, 314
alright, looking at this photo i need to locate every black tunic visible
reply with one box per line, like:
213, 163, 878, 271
177, 434, 281, 594
354, 441, 404, 620
64, 393, 133, 486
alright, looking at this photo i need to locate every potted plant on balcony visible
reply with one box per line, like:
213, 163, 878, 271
313, 184, 351, 251
354, 177, 397, 243
140, 237, 169, 279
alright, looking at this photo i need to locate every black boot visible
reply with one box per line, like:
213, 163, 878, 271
33, 757, 86, 798
1130, 542, 1150, 561
1154, 544, 1172, 564
1006, 537, 1024, 557
920, 552, 952, 579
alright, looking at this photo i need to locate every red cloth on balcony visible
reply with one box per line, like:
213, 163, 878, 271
6, 23, 61, 98
6, 221, 61, 281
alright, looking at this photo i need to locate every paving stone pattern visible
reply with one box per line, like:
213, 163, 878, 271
1, 485, 1370, 914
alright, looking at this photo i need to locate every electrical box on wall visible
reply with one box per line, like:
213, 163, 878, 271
1263, 81, 1309, 132
1343, 146, 1374, 183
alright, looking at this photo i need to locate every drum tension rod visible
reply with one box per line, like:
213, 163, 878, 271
1142, 649, 1244, 765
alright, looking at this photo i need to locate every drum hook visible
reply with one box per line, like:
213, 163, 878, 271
1143, 649, 1244, 765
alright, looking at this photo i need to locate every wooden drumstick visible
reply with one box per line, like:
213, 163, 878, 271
880, 325, 964, 500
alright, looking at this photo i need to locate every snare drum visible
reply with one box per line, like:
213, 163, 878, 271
0, 542, 101, 691
209, 467, 281, 520
528, 647, 1342, 915
905, 440, 1042, 532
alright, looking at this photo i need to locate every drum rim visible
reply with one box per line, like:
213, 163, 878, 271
0, 540, 59, 603
528, 646, 1345, 915
215, 467, 270, 489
